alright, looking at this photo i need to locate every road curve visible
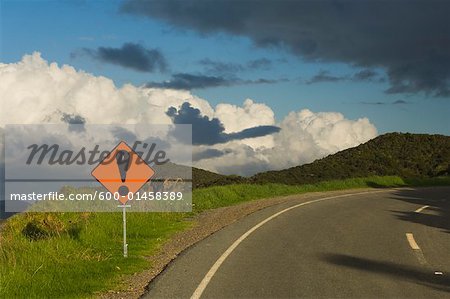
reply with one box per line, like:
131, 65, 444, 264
144, 187, 450, 298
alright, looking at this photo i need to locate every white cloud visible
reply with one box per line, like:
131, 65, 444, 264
214, 99, 275, 132
0, 52, 212, 126
214, 99, 276, 149
1, 53, 378, 176
193, 108, 378, 176
267, 109, 377, 170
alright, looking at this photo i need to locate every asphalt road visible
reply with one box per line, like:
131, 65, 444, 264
144, 187, 450, 298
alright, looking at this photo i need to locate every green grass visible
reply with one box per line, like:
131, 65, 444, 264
193, 175, 450, 211
0, 212, 189, 298
1, 175, 449, 298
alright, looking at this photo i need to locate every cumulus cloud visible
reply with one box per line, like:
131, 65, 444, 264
0, 52, 212, 126
73, 42, 167, 73
166, 102, 280, 145
269, 109, 377, 169
121, 0, 450, 97
0, 53, 378, 176
196, 109, 377, 175
213, 99, 276, 149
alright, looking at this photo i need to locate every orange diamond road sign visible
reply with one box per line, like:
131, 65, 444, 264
91, 141, 155, 205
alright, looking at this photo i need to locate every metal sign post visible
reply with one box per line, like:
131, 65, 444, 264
92, 141, 155, 258
118, 204, 131, 257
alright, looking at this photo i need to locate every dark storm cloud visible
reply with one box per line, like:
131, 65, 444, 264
166, 102, 280, 145
247, 58, 272, 70
352, 69, 378, 81
61, 113, 85, 125
76, 42, 167, 72
199, 58, 272, 75
307, 69, 381, 84
392, 100, 409, 105
146, 73, 280, 90
198, 59, 244, 74
146, 73, 234, 89
193, 148, 230, 161
61, 112, 86, 132
306, 71, 346, 84
359, 101, 386, 106
121, 0, 450, 97
227, 126, 281, 141
359, 100, 410, 105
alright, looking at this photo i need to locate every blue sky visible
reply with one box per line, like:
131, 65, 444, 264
1, 0, 449, 135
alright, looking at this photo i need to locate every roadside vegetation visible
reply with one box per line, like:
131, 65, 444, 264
1, 175, 449, 298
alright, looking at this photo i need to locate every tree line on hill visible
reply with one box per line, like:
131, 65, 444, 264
193, 133, 450, 188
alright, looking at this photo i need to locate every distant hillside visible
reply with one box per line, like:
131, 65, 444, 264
250, 133, 450, 185
191, 133, 450, 188
192, 167, 244, 188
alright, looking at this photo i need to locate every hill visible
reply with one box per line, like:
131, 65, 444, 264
250, 133, 450, 185
192, 167, 244, 188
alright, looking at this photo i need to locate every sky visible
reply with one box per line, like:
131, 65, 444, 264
0, 0, 449, 175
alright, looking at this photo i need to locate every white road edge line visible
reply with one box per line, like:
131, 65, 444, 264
190, 189, 390, 299
414, 205, 429, 213
406, 233, 420, 250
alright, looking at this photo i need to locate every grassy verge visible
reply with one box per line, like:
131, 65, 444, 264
193, 175, 450, 211
0, 212, 189, 298
1, 175, 449, 298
